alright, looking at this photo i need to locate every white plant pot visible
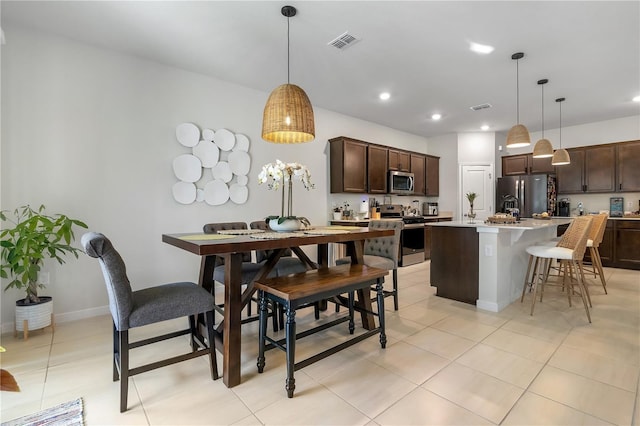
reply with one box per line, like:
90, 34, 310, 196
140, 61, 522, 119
15, 296, 53, 332
268, 217, 303, 232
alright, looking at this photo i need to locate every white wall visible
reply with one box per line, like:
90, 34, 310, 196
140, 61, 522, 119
0, 25, 429, 328
495, 116, 640, 214
427, 133, 458, 217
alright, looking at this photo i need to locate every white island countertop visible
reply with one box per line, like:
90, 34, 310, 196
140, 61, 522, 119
428, 218, 572, 230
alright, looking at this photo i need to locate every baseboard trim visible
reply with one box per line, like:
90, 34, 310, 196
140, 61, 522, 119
1, 305, 109, 334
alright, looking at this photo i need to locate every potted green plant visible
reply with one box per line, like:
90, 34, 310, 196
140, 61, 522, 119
0, 205, 87, 337
466, 192, 478, 223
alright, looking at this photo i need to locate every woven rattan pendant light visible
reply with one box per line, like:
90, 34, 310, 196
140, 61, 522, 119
506, 52, 531, 148
552, 97, 571, 165
262, 5, 315, 144
532, 79, 554, 158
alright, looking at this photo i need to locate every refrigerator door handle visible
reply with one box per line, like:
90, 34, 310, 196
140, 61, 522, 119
521, 178, 525, 213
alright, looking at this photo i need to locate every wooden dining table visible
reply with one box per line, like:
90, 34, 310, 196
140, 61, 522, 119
162, 226, 394, 388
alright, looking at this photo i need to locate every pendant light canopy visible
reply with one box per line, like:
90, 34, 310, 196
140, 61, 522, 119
552, 97, 571, 166
262, 5, 315, 144
506, 52, 531, 149
532, 79, 554, 158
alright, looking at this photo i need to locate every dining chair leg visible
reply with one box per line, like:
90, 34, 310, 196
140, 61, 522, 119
205, 310, 219, 380
257, 291, 267, 374
112, 323, 120, 382
392, 269, 399, 311
119, 330, 129, 413
348, 291, 355, 335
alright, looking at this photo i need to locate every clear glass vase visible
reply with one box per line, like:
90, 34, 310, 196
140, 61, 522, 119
467, 208, 476, 224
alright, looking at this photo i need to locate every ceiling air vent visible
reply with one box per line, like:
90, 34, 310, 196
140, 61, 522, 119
470, 103, 492, 111
328, 32, 360, 50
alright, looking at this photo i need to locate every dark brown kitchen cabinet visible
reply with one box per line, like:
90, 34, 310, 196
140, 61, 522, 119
556, 145, 615, 194
329, 137, 367, 193
585, 145, 616, 192
388, 149, 410, 172
613, 220, 640, 270
617, 140, 640, 192
556, 148, 585, 193
410, 154, 425, 195
367, 145, 388, 194
502, 154, 554, 176
426, 155, 440, 196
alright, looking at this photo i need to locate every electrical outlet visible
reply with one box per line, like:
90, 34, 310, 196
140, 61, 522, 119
40, 272, 50, 285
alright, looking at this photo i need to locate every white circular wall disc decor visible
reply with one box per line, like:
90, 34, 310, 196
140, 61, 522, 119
204, 179, 229, 205
212, 161, 233, 183
213, 128, 235, 151
202, 128, 215, 142
229, 183, 248, 204
173, 154, 202, 182
172, 181, 197, 204
234, 134, 250, 152
228, 150, 251, 176
192, 140, 220, 168
236, 175, 248, 186
196, 188, 205, 202
176, 123, 200, 147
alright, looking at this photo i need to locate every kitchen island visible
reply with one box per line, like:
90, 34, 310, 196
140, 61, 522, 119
429, 218, 572, 312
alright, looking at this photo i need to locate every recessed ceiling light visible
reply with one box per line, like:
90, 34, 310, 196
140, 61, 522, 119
469, 42, 494, 54
379, 92, 390, 100
481, 125, 490, 131
431, 113, 442, 120
633, 95, 640, 102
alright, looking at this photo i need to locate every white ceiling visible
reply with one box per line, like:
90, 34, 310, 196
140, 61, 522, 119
2, 1, 639, 139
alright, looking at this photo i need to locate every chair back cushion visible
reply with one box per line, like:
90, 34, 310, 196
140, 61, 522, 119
250, 220, 293, 262
81, 232, 134, 330
364, 220, 402, 267
203, 222, 252, 262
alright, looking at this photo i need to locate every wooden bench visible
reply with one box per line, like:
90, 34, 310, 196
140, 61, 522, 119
255, 263, 388, 398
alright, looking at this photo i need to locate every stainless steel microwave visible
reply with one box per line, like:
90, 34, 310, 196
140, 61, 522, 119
388, 170, 414, 195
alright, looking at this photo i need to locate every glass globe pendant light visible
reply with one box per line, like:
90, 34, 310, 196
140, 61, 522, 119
532, 79, 554, 158
506, 52, 531, 148
552, 97, 571, 165
262, 5, 315, 144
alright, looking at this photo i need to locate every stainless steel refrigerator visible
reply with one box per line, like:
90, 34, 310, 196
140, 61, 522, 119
496, 175, 557, 217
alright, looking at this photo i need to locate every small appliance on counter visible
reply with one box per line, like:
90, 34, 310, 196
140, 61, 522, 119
557, 198, 570, 217
423, 202, 438, 216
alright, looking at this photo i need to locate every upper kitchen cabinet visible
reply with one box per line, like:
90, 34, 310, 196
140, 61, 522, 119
410, 154, 426, 195
502, 154, 554, 176
617, 140, 640, 192
368, 145, 388, 194
557, 145, 616, 193
388, 149, 410, 172
329, 137, 367, 193
425, 155, 440, 196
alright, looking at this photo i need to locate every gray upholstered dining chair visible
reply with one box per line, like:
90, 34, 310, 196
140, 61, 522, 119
249, 220, 309, 276
337, 219, 403, 310
81, 232, 218, 412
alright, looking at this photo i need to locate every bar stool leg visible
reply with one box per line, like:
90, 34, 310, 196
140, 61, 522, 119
592, 247, 608, 294
348, 291, 355, 335
573, 260, 592, 323
521, 255, 535, 303
578, 261, 592, 307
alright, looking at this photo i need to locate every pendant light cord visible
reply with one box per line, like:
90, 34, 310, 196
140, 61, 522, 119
287, 14, 290, 84
516, 59, 520, 124
559, 101, 562, 148
541, 83, 544, 138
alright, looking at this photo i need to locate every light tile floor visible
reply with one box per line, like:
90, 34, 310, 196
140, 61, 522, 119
1, 262, 639, 425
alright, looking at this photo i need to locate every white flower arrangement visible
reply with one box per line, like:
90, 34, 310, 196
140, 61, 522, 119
258, 160, 314, 223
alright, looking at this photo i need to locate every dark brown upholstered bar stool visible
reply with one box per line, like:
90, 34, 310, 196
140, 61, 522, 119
82, 232, 218, 412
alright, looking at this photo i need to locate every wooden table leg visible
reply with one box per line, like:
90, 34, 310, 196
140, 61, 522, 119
223, 253, 243, 387
348, 241, 376, 330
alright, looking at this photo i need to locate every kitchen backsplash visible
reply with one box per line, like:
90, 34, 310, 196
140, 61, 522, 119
557, 192, 640, 215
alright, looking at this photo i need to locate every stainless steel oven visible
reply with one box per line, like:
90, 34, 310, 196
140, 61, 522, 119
380, 204, 426, 266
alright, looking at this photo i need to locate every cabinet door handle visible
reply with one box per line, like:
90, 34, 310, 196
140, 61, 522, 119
619, 183, 622, 190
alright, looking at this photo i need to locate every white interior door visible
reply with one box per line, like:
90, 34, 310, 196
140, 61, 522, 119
460, 164, 494, 222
